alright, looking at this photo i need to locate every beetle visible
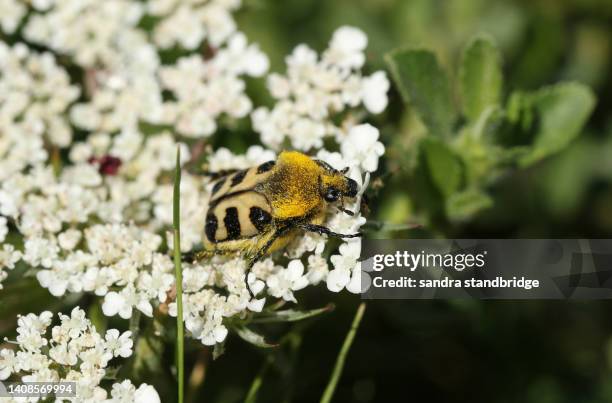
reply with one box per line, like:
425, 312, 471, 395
184, 150, 361, 297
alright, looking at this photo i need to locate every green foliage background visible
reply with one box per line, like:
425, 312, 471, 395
3, 0, 612, 402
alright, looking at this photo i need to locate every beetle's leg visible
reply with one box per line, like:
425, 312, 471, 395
339, 207, 354, 216
181, 250, 215, 263
299, 223, 362, 239
244, 226, 292, 298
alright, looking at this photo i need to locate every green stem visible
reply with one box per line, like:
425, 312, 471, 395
129, 309, 141, 342
320, 303, 366, 403
51, 146, 62, 177
244, 355, 273, 403
362, 220, 423, 232
173, 146, 185, 403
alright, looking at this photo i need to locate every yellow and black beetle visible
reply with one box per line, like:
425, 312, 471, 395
185, 150, 361, 296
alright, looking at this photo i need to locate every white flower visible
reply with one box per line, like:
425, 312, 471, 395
37, 269, 69, 297
346, 263, 363, 294
266, 260, 309, 302
0, 349, 16, 380
328, 240, 361, 292
0, 242, 19, 288
102, 291, 131, 319
149, 0, 240, 50
0, 42, 79, 182
326, 267, 351, 293
362, 71, 390, 114
49, 343, 78, 366
0, 0, 26, 34
23, 237, 59, 269
306, 254, 329, 285
105, 329, 133, 358
0, 216, 7, 242
137, 263, 174, 303
327, 26, 368, 69
1, 308, 158, 400
252, 27, 387, 151
248, 297, 266, 312
102, 286, 153, 319
247, 272, 266, 297
58, 229, 82, 250
341, 123, 385, 172
159, 40, 268, 138
133, 383, 161, 403
24, 0, 144, 68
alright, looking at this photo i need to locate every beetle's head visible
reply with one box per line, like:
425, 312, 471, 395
315, 160, 359, 214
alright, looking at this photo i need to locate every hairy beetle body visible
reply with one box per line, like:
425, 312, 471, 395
186, 150, 361, 296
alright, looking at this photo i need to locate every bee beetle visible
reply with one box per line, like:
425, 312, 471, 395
185, 151, 361, 297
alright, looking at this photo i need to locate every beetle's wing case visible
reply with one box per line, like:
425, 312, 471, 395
209, 160, 276, 203
205, 191, 272, 242
203, 160, 277, 250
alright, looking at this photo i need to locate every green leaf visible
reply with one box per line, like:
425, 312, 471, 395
446, 189, 493, 221
386, 48, 455, 138
520, 82, 596, 166
421, 138, 463, 198
233, 325, 278, 348
459, 35, 503, 122
250, 304, 335, 323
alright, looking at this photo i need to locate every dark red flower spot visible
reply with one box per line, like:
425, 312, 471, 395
89, 155, 122, 176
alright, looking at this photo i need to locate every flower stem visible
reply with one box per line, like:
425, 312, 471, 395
320, 303, 366, 403
244, 355, 273, 403
51, 145, 62, 177
173, 146, 184, 403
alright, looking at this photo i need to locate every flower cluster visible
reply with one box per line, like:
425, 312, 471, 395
252, 26, 389, 152
23, 0, 145, 68
148, 0, 240, 50
0, 0, 387, 349
158, 32, 268, 137
0, 130, 189, 316
0, 42, 79, 179
0, 307, 160, 402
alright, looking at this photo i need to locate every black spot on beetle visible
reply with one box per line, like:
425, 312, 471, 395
224, 207, 241, 239
256, 160, 275, 174
249, 206, 272, 231
211, 178, 225, 196
205, 213, 218, 242
346, 178, 358, 197
230, 170, 247, 187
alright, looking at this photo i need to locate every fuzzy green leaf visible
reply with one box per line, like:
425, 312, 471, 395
386, 48, 455, 138
421, 138, 463, 198
521, 82, 596, 166
460, 35, 503, 122
446, 189, 493, 221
